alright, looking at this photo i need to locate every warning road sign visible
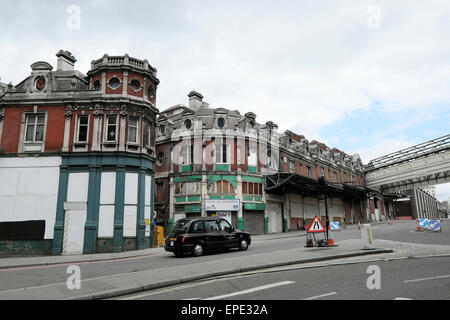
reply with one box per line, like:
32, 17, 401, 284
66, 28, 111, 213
307, 216, 326, 233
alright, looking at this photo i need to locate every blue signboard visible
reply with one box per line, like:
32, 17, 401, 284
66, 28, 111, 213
428, 220, 441, 232
419, 218, 429, 228
330, 222, 340, 231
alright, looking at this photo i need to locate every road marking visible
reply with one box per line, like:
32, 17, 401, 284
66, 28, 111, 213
182, 297, 202, 300
303, 292, 337, 300
394, 297, 412, 300
203, 281, 295, 300
404, 274, 450, 283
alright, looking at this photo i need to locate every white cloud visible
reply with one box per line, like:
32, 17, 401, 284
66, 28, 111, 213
347, 137, 416, 164
436, 183, 450, 202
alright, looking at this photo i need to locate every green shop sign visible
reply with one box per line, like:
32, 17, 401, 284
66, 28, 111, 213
243, 203, 267, 211
185, 205, 201, 213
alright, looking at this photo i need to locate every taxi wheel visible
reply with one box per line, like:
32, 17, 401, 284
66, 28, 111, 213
239, 239, 249, 251
192, 244, 204, 257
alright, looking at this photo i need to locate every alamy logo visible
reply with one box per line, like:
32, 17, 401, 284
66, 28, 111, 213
67, 5, 81, 30
366, 265, 381, 290
366, 5, 381, 30
66, 265, 81, 290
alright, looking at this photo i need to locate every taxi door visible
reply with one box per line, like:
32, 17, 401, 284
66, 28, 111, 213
204, 220, 223, 251
219, 219, 239, 249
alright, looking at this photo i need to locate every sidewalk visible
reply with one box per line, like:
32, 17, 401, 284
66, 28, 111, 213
0, 219, 396, 270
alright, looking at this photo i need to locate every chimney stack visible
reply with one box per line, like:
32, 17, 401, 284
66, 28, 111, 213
56, 50, 77, 71
188, 91, 205, 111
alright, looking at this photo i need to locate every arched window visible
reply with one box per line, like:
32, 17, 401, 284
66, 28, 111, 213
208, 180, 235, 194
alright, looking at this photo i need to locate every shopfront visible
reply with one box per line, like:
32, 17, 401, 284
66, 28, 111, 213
205, 199, 240, 228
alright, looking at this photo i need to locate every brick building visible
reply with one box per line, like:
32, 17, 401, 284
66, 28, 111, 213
0, 50, 159, 255
155, 91, 275, 234
154, 91, 395, 235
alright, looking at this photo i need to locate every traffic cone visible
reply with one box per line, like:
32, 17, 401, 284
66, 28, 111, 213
416, 220, 422, 232
357, 221, 361, 230
388, 219, 392, 225
327, 226, 336, 246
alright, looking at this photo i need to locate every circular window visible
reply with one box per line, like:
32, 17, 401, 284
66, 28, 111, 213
35, 76, 46, 91
93, 79, 101, 91
148, 86, 155, 99
184, 119, 192, 129
157, 151, 165, 166
159, 125, 166, 135
129, 79, 142, 92
217, 117, 225, 128
108, 76, 121, 90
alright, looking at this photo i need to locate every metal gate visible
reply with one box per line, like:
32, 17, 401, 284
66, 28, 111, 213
243, 211, 265, 234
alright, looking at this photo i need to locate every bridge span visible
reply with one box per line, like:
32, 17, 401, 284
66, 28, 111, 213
365, 134, 450, 193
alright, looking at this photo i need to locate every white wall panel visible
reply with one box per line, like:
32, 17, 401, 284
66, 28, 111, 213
62, 209, 87, 255
100, 172, 116, 205
0, 196, 15, 221
67, 172, 89, 202
123, 205, 137, 237
14, 196, 37, 220
0, 156, 61, 168
125, 172, 138, 205
37, 195, 57, 238
0, 156, 61, 239
98, 205, 115, 237
17, 168, 40, 195
145, 206, 151, 237
0, 168, 19, 195
145, 175, 152, 206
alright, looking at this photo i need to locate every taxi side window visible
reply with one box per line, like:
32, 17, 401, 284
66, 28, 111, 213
220, 219, 232, 232
190, 220, 206, 233
205, 220, 220, 232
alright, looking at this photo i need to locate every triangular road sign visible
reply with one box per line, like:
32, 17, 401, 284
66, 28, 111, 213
307, 216, 325, 233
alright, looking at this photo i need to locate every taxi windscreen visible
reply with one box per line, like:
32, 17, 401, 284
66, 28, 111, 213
171, 220, 189, 234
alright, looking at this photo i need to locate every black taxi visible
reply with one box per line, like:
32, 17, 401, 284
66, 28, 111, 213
164, 217, 251, 257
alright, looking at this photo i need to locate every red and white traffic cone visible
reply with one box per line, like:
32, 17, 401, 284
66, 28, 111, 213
388, 218, 392, 225
357, 221, 361, 230
327, 226, 336, 246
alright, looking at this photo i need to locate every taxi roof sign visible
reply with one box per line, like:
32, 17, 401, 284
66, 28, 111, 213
307, 216, 326, 233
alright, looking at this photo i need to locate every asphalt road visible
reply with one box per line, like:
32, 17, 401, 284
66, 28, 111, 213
332, 219, 450, 246
0, 220, 448, 296
117, 255, 450, 300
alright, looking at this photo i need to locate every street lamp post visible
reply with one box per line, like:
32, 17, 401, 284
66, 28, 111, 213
318, 175, 329, 243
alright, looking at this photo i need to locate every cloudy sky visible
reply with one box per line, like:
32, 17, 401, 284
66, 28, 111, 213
1, 0, 449, 200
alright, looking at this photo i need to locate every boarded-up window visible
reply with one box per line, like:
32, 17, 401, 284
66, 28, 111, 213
0, 220, 45, 240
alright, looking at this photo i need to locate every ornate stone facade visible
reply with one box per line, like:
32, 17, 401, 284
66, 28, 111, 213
0, 50, 159, 255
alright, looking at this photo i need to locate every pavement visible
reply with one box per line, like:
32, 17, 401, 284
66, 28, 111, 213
0, 220, 401, 300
